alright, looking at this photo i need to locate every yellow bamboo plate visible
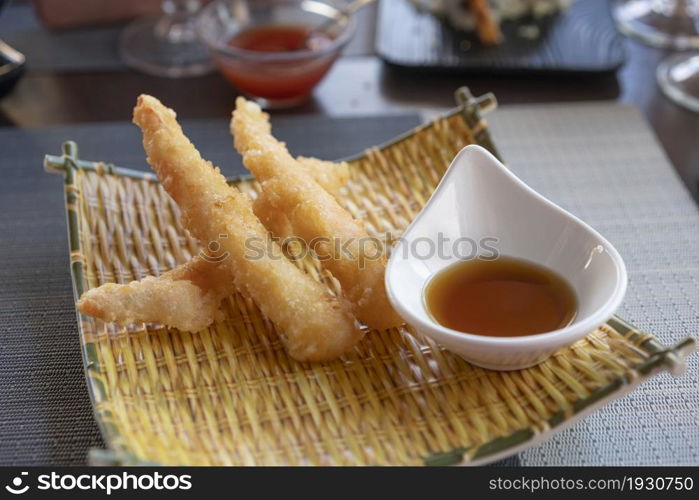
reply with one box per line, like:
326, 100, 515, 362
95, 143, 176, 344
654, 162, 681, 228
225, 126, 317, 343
44, 88, 695, 466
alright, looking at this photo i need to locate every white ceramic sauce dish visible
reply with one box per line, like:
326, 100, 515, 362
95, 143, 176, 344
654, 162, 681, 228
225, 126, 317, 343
385, 145, 628, 371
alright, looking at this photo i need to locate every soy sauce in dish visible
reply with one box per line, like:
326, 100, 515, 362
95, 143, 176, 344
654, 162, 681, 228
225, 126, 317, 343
425, 256, 577, 337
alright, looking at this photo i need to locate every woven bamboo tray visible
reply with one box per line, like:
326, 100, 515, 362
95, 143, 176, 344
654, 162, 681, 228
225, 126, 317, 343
44, 88, 695, 466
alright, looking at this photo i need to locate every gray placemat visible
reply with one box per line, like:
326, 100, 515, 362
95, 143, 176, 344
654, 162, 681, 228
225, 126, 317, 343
4, 103, 694, 467
0, 1, 375, 73
486, 103, 699, 466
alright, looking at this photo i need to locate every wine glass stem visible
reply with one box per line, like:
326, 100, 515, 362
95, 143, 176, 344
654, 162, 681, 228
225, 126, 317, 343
157, 0, 203, 43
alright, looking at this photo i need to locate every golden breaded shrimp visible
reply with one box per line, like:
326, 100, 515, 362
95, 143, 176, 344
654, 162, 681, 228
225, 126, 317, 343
296, 156, 350, 197
77, 257, 229, 331
252, 156, 349, 239
77, 156, 349, 333
232, 97, 402, 331
78, 95, 363, 362
77, 277, 217, 332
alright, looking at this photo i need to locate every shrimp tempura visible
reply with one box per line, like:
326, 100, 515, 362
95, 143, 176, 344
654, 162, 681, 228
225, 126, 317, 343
252, 156, 349, 240
111, 95, 362, 361
232, 97, 402, 331
77, 157, 349, 333
77, 257, 225, 332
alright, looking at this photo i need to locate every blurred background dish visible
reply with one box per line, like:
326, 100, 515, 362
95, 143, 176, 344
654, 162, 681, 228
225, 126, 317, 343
377, 0, 626, 74
197, 0, 356, 108
410, 0, 572, 45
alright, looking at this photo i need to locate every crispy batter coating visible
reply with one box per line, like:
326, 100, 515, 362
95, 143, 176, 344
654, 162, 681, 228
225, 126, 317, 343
252, 195, 294, 240
252, 156, 348, 239
296, 156, 350, 197
80, 95, 362, 362
77, 277, 217, 332
77, 156, 349, 336
232, 97, 402, 331
77, 257, 227, 332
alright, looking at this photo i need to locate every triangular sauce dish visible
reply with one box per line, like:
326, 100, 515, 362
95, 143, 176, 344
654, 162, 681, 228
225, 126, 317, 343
386, 145, 628, 371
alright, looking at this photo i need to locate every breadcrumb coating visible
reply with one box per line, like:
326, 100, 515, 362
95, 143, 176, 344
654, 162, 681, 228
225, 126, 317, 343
79, 95, 363, 362
232, 97, 402, 331
78, 157, 349, 333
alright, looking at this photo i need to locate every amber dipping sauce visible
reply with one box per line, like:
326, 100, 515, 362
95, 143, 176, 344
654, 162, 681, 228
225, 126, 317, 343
425, 256, 578, 337
218, 25, 336, 101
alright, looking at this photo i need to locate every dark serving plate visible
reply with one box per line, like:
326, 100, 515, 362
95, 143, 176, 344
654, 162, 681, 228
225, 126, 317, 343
376, 0, 626, 75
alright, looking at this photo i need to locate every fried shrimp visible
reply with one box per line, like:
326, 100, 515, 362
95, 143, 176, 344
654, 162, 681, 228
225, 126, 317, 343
78, 95, 363, 362
295, 156, 350, 197
77, 257, 225, 332
232, 97, 402, 331
252, 156, 349, 239
77, 156, 349, 333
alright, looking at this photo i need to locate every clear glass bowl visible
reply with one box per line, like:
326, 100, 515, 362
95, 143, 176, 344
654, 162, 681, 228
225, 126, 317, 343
613, 0, 699, 50
196, 0, 356, 108
657, 52, 699, 112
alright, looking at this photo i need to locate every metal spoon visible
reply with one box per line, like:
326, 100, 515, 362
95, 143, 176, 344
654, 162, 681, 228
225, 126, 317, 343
299, 0, 376, 49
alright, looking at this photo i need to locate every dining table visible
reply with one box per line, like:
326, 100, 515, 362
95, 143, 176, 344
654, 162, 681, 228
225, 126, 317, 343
0, 0, 697, 467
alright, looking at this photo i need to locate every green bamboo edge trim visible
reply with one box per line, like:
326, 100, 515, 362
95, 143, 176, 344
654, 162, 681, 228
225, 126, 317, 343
46, 141, 126, 466
424, 335, 696, 466
43, 88, 696, 467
